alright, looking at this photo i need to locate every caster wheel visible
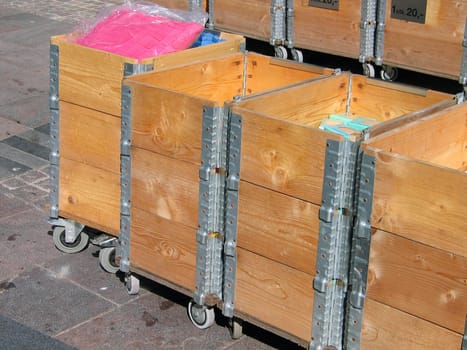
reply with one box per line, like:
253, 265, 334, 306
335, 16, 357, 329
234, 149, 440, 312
291, 48, 304, 63
274, 46, 288, 60
362, 63, 375, 78
188, 301, 215, 329
99, 247, 119, 274
380, 65, 398, 81
53, 226, 89, 254
229, 317, 243, 339
126, 274, 140, 295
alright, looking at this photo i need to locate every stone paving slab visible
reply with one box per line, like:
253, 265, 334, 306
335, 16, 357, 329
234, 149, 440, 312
0, 115, 30, 140
3, 135, 50, 160
0, 95, 50, 128
15, 128, 50, 148
0, 155, 31, 179
0, 142, 48, 170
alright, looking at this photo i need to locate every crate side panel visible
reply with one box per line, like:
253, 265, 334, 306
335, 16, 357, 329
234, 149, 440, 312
367, 229, 467, 333
59, 158, 120, 235
235, 248, 314, 342
237, 181, 320, 275
293, 0, 362, 59
131, 148, 199, 229
381, 0, 466, 79
130, 207, 196, 292
60, 102, 120, 174
360, 299, 462, 350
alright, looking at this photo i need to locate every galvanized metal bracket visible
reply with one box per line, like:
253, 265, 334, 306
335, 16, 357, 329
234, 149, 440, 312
194, 106, 229, 307
270, 0, 287, 46
286, 0, 294, 48
119, 85, 133, 273
374, 0, 387, 65
48, 218, 85, 244
49, 44, 60, 220
311, 139, 359, 350
222, 112, 242, 318
123, 62, 154, 77
359, 0, 377, 63
460, 19, 467, 86
207, 0, 215, 29
344, 152, 376, 350
189, 0, 203, 11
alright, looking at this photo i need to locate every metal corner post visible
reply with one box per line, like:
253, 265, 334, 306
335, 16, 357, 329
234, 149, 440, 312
310, 139, 359, 350
286, 0, 294, 48
49, 44, 60, 220
374, 0, 386, 66
194, 106, 229, 307
344, 151, 375, 350
270, 0, 287, 46
207, 0, 215, 30
460, 18, 467, 86
222, 112, 242, 318
359, 0, 377, 63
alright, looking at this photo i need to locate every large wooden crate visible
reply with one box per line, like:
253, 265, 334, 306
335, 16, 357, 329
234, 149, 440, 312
349, 102, 466, 349
209, 0, 272, 43
292, 0, 363, 59
379, 0, 466, 79
227, 73, 455, 344
50, 31, 244, 235
122, 52, 330, 292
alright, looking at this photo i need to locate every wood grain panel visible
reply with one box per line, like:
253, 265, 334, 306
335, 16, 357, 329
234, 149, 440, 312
131, 148, 199, 229
237, 181, 320, 275
234, 107, 341, 205
59, 158, 120, 235
60, 102, 121, 173
381, 0, 466, 79
293, 0, 362, 59
360, 299, 462, 350
130, 207, 196, 291
235, 248, 314, 342
367, 229, 467, 333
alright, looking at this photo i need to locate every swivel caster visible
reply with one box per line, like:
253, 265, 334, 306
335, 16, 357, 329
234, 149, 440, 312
99, 247, 119, 274
274, 45, 288, 60
380, 64, 398, 81
187, 301, 215, 329
229, 317, 243, 339
291, 48, 304, 63
52, 226, 89, 254
125, 274, 140, 295
362, 63, 375, 78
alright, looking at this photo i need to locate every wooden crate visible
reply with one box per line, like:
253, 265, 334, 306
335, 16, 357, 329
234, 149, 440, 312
147, 0, 207, 11
353, 102, 466, 349
380, 0, 466, 79
51, 31, 245, 235
209, 0, 272, 42
228, 73, 455, 343
123, 52, 331, 295
293, 0, 363, 59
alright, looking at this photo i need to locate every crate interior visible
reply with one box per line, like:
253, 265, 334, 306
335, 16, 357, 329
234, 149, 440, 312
124, 51, 325, 104
234, 72, 454, 139
364, 104, 467, 171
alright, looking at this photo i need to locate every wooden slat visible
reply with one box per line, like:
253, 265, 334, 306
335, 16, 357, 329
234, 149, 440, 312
349, 75, 452, 121
244, 54, 330, 95
51, 35, 136, 116
360, 299, 462, 350
367, 229, 467, 333
237, 181, 320, 275
211, 0, 271, 42
232, 106, 341, 205
364, 148, 467, 257
126, 81, 211, 165
235, 248, 314, 342
381, 0, 466, 79
127, 53, 244, 104
60, 102, 121, 174
236, 73, 348, 127
59, 158, 120, 235
367, 103, 466, 170
131, 148, 199, 229
293, 0, 362, 59
130, 207, 196, 292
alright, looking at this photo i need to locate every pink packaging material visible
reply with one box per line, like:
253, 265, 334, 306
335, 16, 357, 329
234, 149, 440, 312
75, 6, 205, 61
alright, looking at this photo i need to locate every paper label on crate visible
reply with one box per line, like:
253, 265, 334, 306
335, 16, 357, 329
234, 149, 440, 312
391, 0, 427, 24
308, 0, 339, 11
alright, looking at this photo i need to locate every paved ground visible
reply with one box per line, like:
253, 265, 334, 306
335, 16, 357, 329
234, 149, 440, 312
0, 2, 302, 349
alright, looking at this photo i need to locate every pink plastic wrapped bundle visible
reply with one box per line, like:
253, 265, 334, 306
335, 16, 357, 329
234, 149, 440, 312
73, 2, 207, 62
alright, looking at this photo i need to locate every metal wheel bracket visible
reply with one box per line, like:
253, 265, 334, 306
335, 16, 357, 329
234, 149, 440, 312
49, 218, 85, 244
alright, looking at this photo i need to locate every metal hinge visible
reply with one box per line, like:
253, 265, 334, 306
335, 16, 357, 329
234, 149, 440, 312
344, 152, 376, 350
374, 0, 387, 65
459, 19, 467, 86
194, 106, 229, 307
49, 44, 60, 219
